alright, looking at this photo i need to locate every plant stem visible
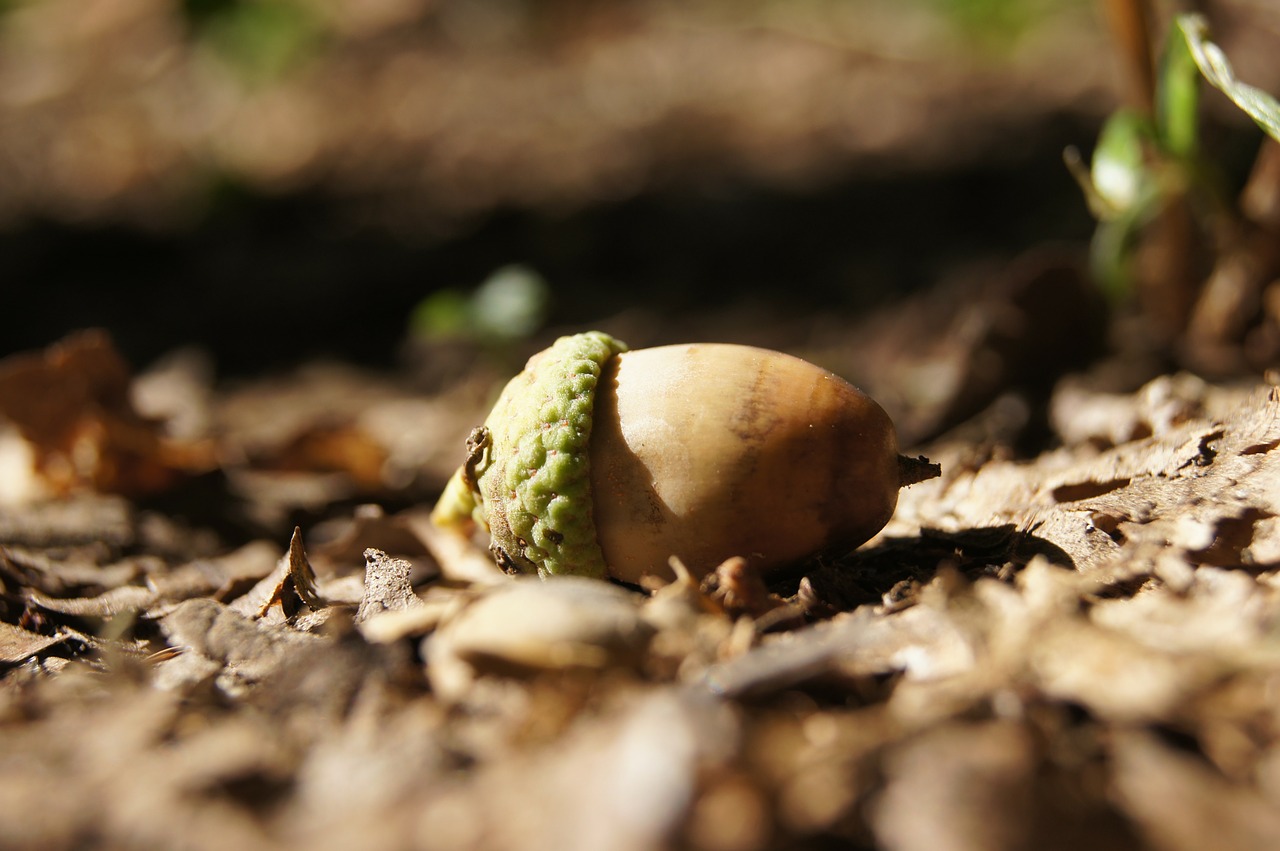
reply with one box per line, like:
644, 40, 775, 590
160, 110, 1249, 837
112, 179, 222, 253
1101, 0, 1156, 113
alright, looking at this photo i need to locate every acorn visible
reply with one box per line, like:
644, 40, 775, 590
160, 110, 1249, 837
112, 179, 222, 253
431, 331, 939, 585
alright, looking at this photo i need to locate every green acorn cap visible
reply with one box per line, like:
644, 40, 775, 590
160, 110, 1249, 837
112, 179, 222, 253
431, 331, 629, 578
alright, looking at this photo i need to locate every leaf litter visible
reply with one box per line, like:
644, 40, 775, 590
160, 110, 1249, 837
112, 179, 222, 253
3, 332, 1280, 850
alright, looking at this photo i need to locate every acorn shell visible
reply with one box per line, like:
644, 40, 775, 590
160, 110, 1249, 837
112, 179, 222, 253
588, 343, 901, 584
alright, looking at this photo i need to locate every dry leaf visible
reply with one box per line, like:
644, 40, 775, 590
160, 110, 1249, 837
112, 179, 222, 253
355, 548, 420, 623
0, 331, 215, 497
0, 621, 67, 663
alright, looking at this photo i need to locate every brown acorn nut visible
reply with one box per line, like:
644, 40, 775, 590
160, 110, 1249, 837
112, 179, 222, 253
431, 331, 939, 584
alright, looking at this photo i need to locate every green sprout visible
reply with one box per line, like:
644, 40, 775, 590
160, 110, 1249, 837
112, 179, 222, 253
1067, 13, 1280, 301
410, 264, 551, 346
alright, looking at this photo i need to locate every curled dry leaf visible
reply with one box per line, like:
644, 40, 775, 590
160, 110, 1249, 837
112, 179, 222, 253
700, 599, 972, 701
0, 331, 216, 498
18, 541, 279, 625
425, 578, 653, 700
287, 526, 327, 612
216, 364, 483, 499
0, 621, 69, 664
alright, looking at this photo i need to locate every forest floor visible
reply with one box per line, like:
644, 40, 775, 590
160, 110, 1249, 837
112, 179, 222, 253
5, 2, 1280, 849
2, 316, 1280, 851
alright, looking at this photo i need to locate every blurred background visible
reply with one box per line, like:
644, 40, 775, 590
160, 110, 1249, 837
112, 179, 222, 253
0, 0, 1276, 385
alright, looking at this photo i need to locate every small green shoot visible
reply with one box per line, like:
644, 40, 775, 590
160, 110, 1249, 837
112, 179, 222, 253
1156, 15, 1200, 159
1067, 109, 1158, 222
410, 265, 551, 346
1070, 12, 1280, 300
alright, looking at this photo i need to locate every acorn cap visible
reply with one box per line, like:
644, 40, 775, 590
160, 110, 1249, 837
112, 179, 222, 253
431, 331, 628, 578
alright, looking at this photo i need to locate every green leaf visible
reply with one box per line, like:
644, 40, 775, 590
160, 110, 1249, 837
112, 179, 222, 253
1178, 13, 1280, 142
1089, 110, 1157, 220
1156, 16, 1199, 158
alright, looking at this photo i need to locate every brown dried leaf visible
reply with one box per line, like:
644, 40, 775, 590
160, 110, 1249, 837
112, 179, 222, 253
9, 347, 1280, 851
1028, 620, 1216, 723
229, 553, 292, 621
0, 621, 66, 663
888, 384, 1280, 574
426, 578, 651, 700
355, 548, 420, 624
700, 602, 971, 700
21, 542, 281, 620
26, 584, 157, 618
0, 545, 142, 596
833, 251, 1106, 445
1112, 731, 1280, 851
871, 722, 1037, 851
310, 504, 431, 566
0, 330, 215, 497
414, 688, 737, 851
216, 364, 482, 494
0, 493, 134, 549
158, 598, 324, 696
267, 424, 390, 491
288, 526, 326, 611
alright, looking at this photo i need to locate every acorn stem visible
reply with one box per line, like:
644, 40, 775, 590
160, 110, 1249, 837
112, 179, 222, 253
898, 454, 941, 488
